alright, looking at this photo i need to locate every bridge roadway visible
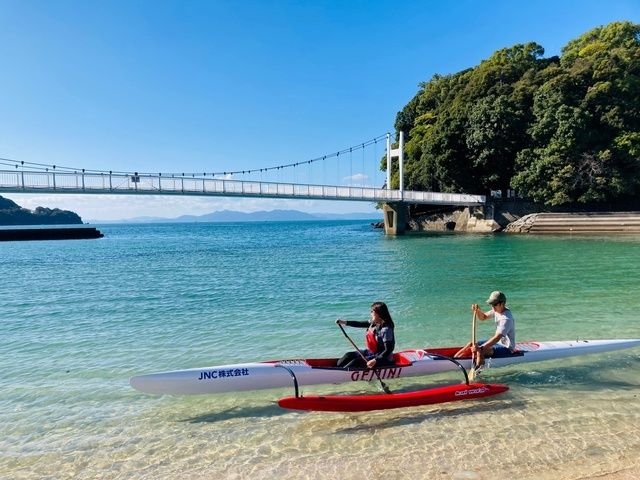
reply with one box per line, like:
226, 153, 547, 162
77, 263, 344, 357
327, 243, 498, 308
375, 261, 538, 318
0, 169, 485, 207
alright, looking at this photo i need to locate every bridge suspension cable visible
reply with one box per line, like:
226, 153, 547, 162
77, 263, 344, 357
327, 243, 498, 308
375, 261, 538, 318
0, 134, 390, 184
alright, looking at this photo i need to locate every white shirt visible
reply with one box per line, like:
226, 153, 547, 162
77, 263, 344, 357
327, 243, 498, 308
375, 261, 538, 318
485, 307, 516, 350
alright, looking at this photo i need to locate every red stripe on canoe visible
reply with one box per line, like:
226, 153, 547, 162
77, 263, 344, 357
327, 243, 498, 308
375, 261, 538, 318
278, 382, 509, 412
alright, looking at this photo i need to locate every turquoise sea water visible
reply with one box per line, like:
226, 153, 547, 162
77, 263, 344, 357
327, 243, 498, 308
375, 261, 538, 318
1, 220, 639, 479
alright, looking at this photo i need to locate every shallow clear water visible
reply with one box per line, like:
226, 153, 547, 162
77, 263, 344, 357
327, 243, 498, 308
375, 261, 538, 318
1, 221, 639, 479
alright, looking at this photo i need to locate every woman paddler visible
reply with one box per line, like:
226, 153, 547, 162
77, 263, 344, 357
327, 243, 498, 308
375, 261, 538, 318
335, 301, 396, 369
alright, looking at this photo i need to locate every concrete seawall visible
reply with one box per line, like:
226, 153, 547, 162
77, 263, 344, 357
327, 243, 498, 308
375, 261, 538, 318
0, 225, 104, 241
504, 212, 640, 234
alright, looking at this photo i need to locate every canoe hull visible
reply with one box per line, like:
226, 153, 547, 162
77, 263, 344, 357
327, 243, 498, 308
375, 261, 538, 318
277, 382, 510, 412
129, 338, 640, 395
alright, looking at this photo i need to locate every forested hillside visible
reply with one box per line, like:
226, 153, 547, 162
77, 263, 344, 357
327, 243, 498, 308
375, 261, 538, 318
391, 21, 640, 208
0, 196, 82, 225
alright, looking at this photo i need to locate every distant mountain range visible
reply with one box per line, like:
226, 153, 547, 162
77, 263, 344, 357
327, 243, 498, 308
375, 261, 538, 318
92, 209, 381, 224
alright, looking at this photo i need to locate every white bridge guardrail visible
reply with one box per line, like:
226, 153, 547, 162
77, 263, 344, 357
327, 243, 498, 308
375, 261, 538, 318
0, 170, 485, 206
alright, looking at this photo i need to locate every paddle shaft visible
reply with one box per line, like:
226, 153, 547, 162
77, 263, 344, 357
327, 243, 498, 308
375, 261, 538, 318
470, 310, 478, 379
337, 322, 391, 394
472, 310, 477, 345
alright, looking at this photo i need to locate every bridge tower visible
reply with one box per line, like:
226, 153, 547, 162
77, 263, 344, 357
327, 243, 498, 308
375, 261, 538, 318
383, 132, 407, 235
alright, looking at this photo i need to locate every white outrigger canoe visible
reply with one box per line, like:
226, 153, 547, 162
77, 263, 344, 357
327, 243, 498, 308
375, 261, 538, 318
130, 339, 640, 395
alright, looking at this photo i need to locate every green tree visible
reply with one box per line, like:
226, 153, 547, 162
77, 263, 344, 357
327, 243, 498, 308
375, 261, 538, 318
394, 43, 548, 194
512, 21, 640, 205
394, 21, 640, 209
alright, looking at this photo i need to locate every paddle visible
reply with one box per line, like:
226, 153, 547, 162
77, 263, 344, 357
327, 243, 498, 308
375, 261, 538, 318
336, 321, 392, 394
469, 310, 478, 380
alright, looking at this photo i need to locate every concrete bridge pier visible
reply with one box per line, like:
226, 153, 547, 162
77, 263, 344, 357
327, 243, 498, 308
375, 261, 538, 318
382, 202, 408, 235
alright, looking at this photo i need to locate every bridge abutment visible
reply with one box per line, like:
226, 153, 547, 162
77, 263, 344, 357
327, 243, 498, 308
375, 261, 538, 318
382, 202, 408, 235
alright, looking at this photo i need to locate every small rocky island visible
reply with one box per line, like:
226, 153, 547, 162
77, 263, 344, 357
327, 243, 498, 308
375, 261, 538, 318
0, 196, 83, 225
0, 195, 103, 241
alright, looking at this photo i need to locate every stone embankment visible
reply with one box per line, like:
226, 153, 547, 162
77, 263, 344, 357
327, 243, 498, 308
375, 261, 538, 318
409, 207, 501, 233
504, 212, 640, 234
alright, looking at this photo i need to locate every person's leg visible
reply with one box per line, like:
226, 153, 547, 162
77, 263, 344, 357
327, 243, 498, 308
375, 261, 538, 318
488, 344, 511, 357
475, 345, 494, 367
337, 351, 359, 368
344, 355, 366, 369
454, 342, 472, 358
473, 348, 484, 367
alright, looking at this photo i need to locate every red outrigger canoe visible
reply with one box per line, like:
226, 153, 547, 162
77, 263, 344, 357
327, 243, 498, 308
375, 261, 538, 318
130, 339, 640, 396
277, 382, 509, 412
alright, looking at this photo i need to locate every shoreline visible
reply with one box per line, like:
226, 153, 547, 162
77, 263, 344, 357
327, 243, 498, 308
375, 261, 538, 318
408, 208, 640, 234
503, 212, 640, 234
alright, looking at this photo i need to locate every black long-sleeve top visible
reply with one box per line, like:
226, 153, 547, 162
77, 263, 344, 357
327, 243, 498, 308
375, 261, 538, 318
344, 320, 395, 362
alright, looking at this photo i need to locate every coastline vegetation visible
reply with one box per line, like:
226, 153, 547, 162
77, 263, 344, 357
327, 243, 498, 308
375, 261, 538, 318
0, 195, 82, 225
390, 21, 640, 210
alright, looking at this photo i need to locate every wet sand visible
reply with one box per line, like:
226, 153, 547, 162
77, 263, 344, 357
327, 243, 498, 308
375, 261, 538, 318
585, 468, 639, 480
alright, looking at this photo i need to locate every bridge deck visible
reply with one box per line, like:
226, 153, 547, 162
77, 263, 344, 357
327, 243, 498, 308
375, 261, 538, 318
0, 170, 485, 206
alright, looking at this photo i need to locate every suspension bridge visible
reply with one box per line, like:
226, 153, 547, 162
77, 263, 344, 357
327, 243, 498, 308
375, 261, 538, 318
0, 133, 485, 234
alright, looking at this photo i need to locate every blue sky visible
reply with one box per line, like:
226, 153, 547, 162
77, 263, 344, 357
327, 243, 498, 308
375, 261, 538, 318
1, 0, 639, 220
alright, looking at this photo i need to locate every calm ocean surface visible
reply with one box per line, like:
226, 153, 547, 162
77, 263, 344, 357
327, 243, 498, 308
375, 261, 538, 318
1, 220, 639, 479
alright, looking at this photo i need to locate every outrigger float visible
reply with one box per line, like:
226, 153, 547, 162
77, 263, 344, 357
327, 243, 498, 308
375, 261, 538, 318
130, 339, 640, 401
276, 354, 509, 412
277, 382, 509, 412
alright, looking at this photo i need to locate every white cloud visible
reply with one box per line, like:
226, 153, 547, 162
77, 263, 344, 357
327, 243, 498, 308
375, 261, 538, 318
343, 173, 370, 186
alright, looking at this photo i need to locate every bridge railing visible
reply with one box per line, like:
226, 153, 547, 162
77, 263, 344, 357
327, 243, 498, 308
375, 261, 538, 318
0, 170, 485, 205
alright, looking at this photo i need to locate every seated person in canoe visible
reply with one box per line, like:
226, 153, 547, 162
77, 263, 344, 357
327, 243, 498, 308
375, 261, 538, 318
335, 301, 396, 369
454, 290, 516, 366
